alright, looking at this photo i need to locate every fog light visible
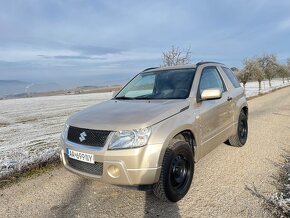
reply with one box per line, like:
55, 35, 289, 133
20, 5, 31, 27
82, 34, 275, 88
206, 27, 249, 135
107, 165, 121, 178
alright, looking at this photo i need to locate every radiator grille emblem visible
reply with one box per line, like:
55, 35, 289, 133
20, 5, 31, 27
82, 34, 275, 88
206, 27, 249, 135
79, 131, 87, 142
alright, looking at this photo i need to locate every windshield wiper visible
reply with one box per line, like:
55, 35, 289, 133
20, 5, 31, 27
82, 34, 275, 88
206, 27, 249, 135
134, 96, 152, 100
114, 96, 135, 100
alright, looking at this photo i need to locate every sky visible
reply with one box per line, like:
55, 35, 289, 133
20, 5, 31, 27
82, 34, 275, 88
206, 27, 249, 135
1, 0, 290, 87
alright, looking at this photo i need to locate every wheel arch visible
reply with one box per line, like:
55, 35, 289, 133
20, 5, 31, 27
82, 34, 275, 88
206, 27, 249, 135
235, 95, 248, 121
161, 128, 199, 166
173, 130, 196, 152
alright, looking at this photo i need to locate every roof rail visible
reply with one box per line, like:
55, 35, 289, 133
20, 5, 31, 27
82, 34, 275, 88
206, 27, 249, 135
196, 61, 224, 66
143, 67, 158, 72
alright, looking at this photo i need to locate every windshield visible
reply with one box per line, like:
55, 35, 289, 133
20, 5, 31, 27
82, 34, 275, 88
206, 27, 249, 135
115, 68, 196, 100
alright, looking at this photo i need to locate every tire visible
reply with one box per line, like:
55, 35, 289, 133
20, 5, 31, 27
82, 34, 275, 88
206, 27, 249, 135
228, 111, 248, 147
153, 139, 194, 202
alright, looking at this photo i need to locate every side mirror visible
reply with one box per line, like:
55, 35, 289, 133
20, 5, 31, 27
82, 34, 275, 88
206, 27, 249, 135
201, 89, 222, 101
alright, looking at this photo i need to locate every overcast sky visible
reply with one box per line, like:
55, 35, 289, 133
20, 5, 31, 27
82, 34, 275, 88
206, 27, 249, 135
1, 0, 290, 87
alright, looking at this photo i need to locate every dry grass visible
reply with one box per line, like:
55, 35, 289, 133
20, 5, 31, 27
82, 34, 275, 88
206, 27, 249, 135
0, 157, 61, 189
268, 152, 290, 217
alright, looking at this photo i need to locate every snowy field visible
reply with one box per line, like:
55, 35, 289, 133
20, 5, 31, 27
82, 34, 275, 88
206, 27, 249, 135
0, 79, 290, 179
0, 92, 113, 178
243, 78, 290, 97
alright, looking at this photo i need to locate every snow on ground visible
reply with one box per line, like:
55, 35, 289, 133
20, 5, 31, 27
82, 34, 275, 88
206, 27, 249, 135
0, 79, 290, 178
243, 78, 290, 97
0, 92, 113, 178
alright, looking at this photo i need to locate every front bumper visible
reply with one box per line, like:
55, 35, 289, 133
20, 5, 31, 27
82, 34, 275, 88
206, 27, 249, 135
60, 137, 163, 185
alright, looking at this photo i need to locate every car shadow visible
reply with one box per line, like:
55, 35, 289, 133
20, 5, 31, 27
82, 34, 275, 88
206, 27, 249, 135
49, 177, 93, 218
48, 179, 181, 218
144, 191, 181, 217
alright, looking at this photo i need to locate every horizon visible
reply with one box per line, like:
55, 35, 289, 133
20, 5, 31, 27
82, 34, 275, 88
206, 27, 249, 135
1, 1, 290, 87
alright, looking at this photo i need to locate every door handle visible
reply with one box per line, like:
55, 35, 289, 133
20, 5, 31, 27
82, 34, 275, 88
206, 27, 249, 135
227, 96, 233, 101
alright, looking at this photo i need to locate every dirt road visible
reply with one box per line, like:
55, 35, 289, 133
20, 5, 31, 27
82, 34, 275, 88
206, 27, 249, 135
1, 87, 290, 218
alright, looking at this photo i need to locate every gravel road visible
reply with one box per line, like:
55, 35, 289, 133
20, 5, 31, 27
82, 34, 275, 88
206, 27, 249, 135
1, 87, 290, 218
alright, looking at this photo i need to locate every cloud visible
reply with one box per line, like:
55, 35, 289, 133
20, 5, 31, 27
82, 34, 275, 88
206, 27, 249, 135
54, 55, 99, 60
71, 45, 122, 55
38, 54, 105, 60
1, 0, 290, 86
37, 49, 160, 63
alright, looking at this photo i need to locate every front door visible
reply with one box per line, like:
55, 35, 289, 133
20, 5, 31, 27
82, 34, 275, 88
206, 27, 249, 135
197, 67, 233, 156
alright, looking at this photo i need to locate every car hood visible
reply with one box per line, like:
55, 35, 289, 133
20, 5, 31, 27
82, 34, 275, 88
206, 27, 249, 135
68, 99, 190, 131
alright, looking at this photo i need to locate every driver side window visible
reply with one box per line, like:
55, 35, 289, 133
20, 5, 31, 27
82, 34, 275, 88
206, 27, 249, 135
199, 67, 226, 94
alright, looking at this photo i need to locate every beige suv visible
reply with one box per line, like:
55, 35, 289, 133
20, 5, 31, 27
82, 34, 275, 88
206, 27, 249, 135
60, 62, 248, 202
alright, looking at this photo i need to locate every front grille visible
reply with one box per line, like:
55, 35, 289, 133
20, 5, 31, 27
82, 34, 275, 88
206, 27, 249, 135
66, 155, 103, 176
67, 126, 111, 147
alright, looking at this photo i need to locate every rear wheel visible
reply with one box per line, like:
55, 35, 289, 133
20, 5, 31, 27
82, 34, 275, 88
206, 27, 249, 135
153, 139, 194, 202
229, 111, 248, 147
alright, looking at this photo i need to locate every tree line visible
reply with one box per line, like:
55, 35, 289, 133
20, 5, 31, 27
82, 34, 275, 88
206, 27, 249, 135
232, 54, 290, 89
161, 46, 290, 90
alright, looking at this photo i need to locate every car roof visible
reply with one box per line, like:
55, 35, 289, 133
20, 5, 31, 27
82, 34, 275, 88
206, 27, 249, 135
143, 61, 225, 73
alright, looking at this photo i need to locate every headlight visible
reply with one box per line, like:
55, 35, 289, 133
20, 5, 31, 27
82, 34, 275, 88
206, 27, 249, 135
61, 123, 69, 140
109, 127, 151, 150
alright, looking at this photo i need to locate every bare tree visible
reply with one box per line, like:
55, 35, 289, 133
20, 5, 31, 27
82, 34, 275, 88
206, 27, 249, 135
239, 58, 253, 88
277, 64, 289, 84
250, 59, 264, 91
257, 54, 278, 87
287, 58, 290, 82
162, 45, 191, 67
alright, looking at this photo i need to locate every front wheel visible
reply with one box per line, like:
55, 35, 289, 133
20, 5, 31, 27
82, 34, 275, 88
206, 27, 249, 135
228, 111, 248, 147
153, 139, 194, 202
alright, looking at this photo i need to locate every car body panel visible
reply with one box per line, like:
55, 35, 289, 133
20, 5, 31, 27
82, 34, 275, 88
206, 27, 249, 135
68, 99, 190, 131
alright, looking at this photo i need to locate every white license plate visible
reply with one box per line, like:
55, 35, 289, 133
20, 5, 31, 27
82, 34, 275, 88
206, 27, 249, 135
66, 148, 94, 164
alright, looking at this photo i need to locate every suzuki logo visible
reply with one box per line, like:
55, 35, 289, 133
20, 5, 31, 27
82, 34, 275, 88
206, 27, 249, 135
79, 131, 87, 142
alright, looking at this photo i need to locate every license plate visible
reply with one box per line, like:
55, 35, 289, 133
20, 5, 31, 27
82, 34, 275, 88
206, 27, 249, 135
66, 148, 94, 164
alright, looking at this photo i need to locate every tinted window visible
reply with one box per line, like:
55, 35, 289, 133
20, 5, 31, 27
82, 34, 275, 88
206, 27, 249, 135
199, 67, 226, 94
222, 67, 241, 88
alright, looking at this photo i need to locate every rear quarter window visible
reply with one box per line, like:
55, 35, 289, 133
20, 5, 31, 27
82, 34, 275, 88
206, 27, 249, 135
222, 67, 241, 88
